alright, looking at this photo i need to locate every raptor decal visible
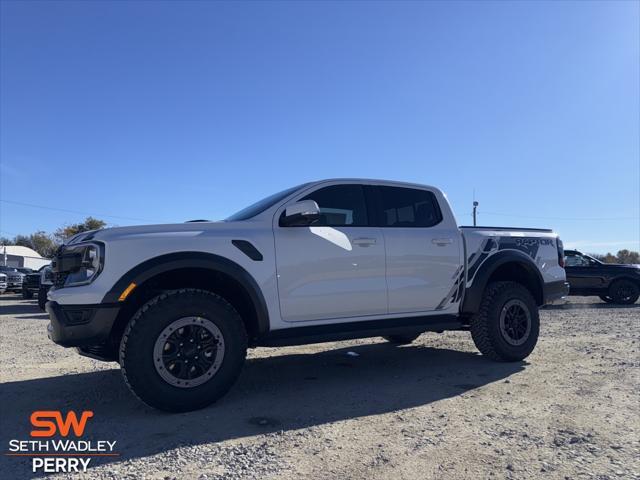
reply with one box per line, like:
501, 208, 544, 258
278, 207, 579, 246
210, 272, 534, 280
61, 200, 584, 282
436, 265, 465, 310
466, 236, 550, 284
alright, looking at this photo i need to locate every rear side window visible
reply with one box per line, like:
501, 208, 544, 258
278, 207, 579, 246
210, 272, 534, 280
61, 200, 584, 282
301, 184, 368, 227
377, 186, 442, 227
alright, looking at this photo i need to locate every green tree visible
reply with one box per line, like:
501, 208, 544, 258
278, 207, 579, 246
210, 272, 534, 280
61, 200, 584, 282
616, 249, 640, 264
2, 217, 107, 259
54, 217, 107, 243
590, 250, 640, 264
29, 231, 58, 258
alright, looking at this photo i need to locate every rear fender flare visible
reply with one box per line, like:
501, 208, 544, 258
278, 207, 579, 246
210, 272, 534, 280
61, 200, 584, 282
461, 250, 544, 314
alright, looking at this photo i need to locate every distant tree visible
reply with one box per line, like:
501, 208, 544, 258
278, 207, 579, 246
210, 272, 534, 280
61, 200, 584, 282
0, 232, 58, 258
2, 217, 107, 258
54, 217, 107, 243
616, 249, 639, 264
13, 234, 33, 249
590, 250, 640, 264
29, 231, 58, 258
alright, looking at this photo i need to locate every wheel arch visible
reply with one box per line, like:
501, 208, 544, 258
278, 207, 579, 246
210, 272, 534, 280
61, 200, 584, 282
462, 250, 545, 315
609, 275, 640, 288
103, 252, 269, 347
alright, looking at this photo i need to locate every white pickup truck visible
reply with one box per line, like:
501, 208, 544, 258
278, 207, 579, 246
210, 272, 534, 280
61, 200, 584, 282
47, 179, 568, 411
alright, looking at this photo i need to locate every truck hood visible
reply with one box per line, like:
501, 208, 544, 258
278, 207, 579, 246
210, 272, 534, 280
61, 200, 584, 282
66, 221, 244, 244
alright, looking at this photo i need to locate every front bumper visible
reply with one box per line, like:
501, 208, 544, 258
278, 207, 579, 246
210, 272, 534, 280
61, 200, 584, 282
46, 301, 120, 347
543, 280, 570, 304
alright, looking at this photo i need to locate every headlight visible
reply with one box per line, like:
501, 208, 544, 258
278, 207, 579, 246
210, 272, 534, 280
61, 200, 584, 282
57, 243, 104, 287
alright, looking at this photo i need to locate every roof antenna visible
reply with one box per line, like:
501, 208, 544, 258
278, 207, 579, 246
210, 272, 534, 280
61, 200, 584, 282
472, 189, 478, 227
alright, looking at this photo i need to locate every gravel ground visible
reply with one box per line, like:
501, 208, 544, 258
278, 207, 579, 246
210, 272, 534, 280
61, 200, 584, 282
0, 293, 638, 480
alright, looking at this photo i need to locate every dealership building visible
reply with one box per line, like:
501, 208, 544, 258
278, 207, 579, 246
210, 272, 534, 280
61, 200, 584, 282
1, 245, 51, 270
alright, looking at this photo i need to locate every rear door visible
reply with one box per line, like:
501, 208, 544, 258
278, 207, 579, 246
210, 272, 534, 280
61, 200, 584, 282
374, 185, 462, 314
274, 183, 388, 322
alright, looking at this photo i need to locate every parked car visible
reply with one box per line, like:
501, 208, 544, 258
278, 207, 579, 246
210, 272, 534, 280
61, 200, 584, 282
22, 267, 43, 299
564, 249, 640, 304
22, 265, 53, 307
0, 273, 6, 293
46, 179, 568, 412
0, 266, 25, 293
38, 266, 54, 311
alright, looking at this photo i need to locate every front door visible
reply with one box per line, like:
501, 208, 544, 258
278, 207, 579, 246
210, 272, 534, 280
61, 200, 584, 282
564, 252, 606, 293
274, 184, 388, 322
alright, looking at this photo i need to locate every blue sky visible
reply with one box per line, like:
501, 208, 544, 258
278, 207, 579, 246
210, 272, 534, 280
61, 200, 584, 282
1, 0, 638, 253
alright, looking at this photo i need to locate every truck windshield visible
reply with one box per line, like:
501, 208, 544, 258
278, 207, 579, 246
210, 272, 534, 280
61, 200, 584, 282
225, 184, 308, 221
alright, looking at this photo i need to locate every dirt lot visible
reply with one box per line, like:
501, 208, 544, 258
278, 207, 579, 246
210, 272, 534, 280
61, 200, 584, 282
0, 293, 638, 480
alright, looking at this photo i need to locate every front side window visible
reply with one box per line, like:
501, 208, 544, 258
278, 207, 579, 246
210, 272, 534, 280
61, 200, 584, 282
377, 186, 442, 227
565, 253, 589, 267
226, 184, 308, 221
301, 184, 368, 227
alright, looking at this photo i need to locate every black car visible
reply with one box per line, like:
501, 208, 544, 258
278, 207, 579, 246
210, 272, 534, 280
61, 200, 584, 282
22, 268, 43, 299
564, 250, 640, 304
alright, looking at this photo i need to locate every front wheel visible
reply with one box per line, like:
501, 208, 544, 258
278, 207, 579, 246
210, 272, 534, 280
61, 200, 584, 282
120, 289, 248, 412
608, 280, 640, 305
470, 281, 539, 362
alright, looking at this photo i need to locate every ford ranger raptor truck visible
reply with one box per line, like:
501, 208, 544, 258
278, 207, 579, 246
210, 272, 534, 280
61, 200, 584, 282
46, 179, 568, 412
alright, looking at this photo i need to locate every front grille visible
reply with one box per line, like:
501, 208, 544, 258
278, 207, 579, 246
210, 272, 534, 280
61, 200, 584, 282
24, 275, 40, 288
8, 275, 22, 283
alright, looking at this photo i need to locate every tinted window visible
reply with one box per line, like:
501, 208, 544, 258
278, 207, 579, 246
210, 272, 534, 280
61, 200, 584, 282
378, 186, 442, 227
302, 185, 368, 227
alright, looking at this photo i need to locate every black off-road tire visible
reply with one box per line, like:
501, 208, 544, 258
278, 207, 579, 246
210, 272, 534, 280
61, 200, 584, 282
22, 289, 34, 299
119, 289, 248, 412
599, 295, 615, 304
608, 280, 640, 305
383, 333, 421, 345
470, 281, 539, 362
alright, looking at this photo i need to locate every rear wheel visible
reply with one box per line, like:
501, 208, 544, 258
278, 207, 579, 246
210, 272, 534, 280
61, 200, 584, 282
383, 333, 421, 345
470, 281, 539, 362
599, 295, 615, 304
608, 280, 639, 305
120, 289, 247, 412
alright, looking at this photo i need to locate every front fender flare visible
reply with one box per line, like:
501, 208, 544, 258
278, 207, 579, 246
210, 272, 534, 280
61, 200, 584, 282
102, 252, 269, 335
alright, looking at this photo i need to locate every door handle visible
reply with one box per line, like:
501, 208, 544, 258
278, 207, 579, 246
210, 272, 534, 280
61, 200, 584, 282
352, 237, 377, 247
432, 238, 453, 246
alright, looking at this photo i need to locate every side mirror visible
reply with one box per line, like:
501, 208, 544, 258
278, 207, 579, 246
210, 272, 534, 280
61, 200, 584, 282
280, 200, 321, 227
